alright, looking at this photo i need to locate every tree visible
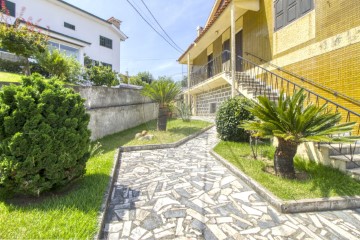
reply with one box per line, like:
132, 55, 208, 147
129, 71, 154, 85
241, 89, 357, 179
84, 65, 119, 87
0, 10, 48, 75
141, 78, 181, 131
35, 49, 82, 83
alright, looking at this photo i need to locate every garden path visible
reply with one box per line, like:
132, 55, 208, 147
103, 126, 360, 240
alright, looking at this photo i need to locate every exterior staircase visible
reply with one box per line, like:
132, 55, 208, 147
222, 59, 360, 180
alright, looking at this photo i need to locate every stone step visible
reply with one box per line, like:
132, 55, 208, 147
346, 168, 360, 180
329, 154, 360, 169
322, 143, 360, 155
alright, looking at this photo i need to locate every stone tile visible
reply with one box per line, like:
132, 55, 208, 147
103, 126, 360, 240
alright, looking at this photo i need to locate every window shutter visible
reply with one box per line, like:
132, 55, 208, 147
286, 0, 298, 24
274, 0, 285, 31
300, 0, 312, 15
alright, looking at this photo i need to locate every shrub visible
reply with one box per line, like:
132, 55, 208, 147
0, 58, 23, 73
84, 65, 118, 86
216, 96, 254, 142
0, 74, 91, 196
35, 49, 81, 83
176, 102, 192, 122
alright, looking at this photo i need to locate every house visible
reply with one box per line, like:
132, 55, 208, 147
0, 0, 128, 71
178, 0, 360, 118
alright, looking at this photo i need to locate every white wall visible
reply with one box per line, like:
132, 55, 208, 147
7, 0, 126, 72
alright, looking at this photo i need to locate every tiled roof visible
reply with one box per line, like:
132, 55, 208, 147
178, 0, 231, 62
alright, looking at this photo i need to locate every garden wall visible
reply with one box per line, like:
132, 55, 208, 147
72, 86, 158, 140
0, 82, 158, 140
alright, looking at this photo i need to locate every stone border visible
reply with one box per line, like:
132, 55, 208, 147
95, 148, 121, 240
210, 150, 360, 213
96, 125, 213, 239
119, 125, 214, 152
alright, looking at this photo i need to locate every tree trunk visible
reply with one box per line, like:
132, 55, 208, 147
157, 106, 168, 131
274, 138, 298, 179
24, 58, 31, 76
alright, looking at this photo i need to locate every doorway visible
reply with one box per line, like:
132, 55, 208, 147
235, 30, 243, 71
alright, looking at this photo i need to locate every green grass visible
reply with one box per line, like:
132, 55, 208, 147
214, 141, 360, 200
100, 118, 212, 147
0, 118, 211, 239
0, 71, 23, 82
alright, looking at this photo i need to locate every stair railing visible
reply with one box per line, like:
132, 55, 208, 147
237, 53, 360, 163
244, 51, 360, 107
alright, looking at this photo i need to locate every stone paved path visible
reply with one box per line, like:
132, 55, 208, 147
103, 127, 360, 240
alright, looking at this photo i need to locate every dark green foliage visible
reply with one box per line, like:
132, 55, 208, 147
84, 65, 118, 86
0, 58, 23, 73
216, 97, 254, 142
0, 74, 91, 196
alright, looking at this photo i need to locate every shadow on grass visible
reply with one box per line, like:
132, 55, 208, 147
295, 158, 360, 198
0, 173, 110, 213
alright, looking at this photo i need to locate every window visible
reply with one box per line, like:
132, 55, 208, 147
64, 22, 75, 30
210, 103, 217, 114
0, 0, 16, 17
274, 0, 314, 31
48, 41, 79, 59
100, 36, 112, 49
222, 39, 230, 62
101, 62, 112, 69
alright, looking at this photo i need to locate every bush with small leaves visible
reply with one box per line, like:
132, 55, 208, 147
0, 74, 91, 196
84, 65, 118, 87
216, 97, 254, 142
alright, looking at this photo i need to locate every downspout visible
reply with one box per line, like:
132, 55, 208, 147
230, 0, 236, 97
187, 53, 191, 106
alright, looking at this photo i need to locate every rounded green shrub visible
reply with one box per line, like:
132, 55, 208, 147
216, 96, 254, 142
0, 74, 91, 196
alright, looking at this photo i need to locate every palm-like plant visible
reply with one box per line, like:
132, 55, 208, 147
141, 79, 182, 131
241, 89, 357, 179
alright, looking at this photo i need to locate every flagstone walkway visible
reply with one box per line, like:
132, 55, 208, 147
103, 127, 360, 240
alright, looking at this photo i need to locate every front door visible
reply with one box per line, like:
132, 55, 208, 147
235, 30, 243, 71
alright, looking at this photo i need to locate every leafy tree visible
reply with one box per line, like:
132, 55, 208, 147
84, 65, 119, 87
35, 49, 82, 83
241, 89, 357, 179
129, 71, 154, 85
0, 74, 91, 195
141, 78, 181, 131
0, 14, 48, 75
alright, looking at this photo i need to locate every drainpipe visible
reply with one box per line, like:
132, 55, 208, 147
230, 1, 236, 98
187, 53, 191, 106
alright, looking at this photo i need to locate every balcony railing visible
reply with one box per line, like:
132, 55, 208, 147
189, 51, 231, 87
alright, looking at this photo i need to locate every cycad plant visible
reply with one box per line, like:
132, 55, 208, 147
141, 79, 181, 131
241, 89, 357, 179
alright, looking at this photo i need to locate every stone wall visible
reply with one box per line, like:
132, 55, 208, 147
0, 83, 158, 140
195, 84, 231, 116
72, 86, 158, 140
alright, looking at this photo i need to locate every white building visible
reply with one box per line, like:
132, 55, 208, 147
0, 0, 127, 71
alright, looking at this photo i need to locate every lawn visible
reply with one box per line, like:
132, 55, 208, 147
214, 141, 360, 200
0, 118, 211, 239
0, 71, 23, 82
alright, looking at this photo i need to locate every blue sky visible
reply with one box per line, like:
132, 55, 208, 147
63, 0, 214, 81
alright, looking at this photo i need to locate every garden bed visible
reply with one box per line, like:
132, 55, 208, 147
213, 141, 360, 200
0, 118, 211, 239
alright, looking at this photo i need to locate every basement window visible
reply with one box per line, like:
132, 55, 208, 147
210, 103, 217, 114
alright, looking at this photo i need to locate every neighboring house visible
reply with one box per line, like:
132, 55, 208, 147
178, 0, 360, 117
0, 0, 128, 71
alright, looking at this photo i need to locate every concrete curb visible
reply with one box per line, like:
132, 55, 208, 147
95, 148, 121, 240
119, 125, 214, 152
96, 125, 214, 239
210, 150, 360, 213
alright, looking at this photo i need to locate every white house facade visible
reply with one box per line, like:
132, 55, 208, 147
0, 0, 127, 71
